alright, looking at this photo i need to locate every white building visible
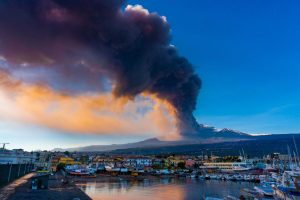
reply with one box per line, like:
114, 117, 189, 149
0, 149, 37, 164
126, 157, 152, 168
35, 151, 52, 169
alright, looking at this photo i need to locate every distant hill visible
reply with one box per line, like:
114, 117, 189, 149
52, 138, 168, 152
52, 133, 300, 158
52, 124, 252, 152
109, 134, 300, 157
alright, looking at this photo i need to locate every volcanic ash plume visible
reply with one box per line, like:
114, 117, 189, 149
0, 0, 201, 138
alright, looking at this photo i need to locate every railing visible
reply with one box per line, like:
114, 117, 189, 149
0, 163, 34, 188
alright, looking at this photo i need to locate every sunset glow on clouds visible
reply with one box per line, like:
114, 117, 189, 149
0, 71, 180, 140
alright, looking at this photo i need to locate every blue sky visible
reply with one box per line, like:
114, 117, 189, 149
2, 0, 300, 150
128, 0, 300, 133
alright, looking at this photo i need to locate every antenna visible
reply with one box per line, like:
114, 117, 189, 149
0, 143, 9, 150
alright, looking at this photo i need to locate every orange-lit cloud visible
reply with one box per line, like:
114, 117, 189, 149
0, 71, 180, 140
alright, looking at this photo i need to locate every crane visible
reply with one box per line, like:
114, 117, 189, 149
0, 143, 9, 150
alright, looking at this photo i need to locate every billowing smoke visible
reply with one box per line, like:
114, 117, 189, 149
0, 0, 201, 137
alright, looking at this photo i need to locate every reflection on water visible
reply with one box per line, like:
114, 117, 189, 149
78, 178, 257, 200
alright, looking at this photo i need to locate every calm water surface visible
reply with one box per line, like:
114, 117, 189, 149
78, 178, 257, 200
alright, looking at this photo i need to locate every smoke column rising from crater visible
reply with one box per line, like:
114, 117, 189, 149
0, 0, 202, 138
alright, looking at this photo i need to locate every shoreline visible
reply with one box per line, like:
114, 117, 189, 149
72, 174, 173, 183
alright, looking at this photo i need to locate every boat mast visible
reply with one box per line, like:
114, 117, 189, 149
287, 145, 292, 170
292, 136, 299, 167
293, 151, 298, 169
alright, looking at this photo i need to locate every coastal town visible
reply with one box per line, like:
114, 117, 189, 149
0, 0, 299, 199
0, 144, 299, 199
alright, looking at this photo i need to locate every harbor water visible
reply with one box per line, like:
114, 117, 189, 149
78, 178, 258, 200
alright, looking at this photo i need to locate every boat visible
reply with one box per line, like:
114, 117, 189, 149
265, 164, 278, 173
228, 175, 237, 181
235, 175, 244, 181
224, 195, 239, 200
80, 174, 97, 178
273, 170, 300, 199
69, 169, 90, 176
233, 166, 252, 172
254, 185, 274, 197
205, 174, 211, 180
190, 174, 196, 179
220, 175, 226, 181
205, 197, 223, 200
210, 175, 218, 180
241, 188, 259, 198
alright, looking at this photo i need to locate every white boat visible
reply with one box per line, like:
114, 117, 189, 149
225, 195, 239, 200
233, 166, 252, 172
235, 175, 244, 181
190, 174, 196, 179
254, 185, 274, 197
210, 175, 218, 180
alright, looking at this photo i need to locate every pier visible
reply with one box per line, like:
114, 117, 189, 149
0, 171, 91, 200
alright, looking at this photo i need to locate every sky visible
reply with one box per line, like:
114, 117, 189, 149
1, 0, 300, 150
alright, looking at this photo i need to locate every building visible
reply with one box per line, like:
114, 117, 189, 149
35, 151, 52, 170
0, 149, 37, 164
202, 162, 252, 170
167, 156, 185, 168
126, 157, 152, 169
185, 159, 196, 168
59, 157, 80, 165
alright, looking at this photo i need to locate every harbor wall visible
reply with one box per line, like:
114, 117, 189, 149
0, 163, 34, 188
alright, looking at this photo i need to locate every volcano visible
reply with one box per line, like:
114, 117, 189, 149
52, 124, 252, 152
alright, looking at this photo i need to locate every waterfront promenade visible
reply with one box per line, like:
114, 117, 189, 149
0, 172, 91, 200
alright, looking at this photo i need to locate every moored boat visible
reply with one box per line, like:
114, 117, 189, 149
254, 185, 274, 198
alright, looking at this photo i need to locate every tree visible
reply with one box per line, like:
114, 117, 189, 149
177, 162, 186, 169
80, 155, 89, 164
56, 163, 66, 171
152, 164, 161, 169
64, 151, 70, 156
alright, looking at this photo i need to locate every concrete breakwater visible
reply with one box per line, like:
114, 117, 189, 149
0, 164, 34, 188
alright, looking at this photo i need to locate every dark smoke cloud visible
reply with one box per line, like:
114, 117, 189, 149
0, 0, 202, 137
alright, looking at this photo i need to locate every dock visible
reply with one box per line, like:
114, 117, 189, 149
0, 172, 91, 200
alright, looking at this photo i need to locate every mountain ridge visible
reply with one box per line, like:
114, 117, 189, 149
52, 124, 253, 152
